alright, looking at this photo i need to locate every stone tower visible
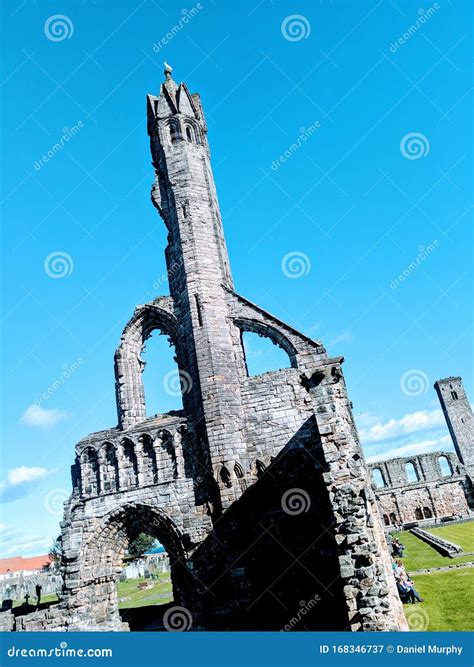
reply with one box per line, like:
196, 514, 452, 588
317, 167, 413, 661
12, 66, 407, 632
435, 377, 474, 475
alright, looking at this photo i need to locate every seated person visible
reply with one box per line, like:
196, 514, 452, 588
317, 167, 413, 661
398, 575, 424, 603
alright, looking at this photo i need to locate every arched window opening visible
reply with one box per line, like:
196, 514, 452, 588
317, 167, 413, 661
423, 507, 433, 519
372, 468, 385, 489
255, 459, 266, 479
234, 463, 244, 479
169, 122, 179, 143
80, 447, 100, 497
140, 435, 158, 485
415, 508, 423, 520
156, 431, 178, 480
185, 126, 194, 143
100, 443, 119, 493
405, 461, 418, 483
142, 330, 184, 416
122, 440, 138, 488
389, 512, 397, 525
383, 514, 389, 526
451, 390, 458, 400
242, 331, 292, 377
220, 466, 232, 488
438, 456, 452, 477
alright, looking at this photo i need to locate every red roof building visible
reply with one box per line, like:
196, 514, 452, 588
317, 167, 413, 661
0, 555, 51, 575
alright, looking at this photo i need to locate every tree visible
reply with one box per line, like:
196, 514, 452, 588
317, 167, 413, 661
127, 533, 156, 559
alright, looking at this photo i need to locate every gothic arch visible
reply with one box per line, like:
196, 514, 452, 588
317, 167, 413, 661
79, 504, 187, 595
438, 455, 452, 477
80, 447, 100, 497
371, 467, 386, 489
163, 117, 181, 144
98, 442, 120, 494
404, 461, 419, 483
138, 433, 158, 485
120, 438, 139, 488
114, 301, 184, 429
233, 317, 298, 371
183, 119, 200, 144
156, 429, 178, 480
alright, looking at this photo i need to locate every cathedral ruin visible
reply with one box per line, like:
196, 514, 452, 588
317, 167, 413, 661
370, 376, 474, 526
13, 65, 468, 632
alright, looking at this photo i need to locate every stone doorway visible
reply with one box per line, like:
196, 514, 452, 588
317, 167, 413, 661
68, 504, 188, 631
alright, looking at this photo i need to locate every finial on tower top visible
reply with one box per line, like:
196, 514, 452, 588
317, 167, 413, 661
164, 61, 173, 80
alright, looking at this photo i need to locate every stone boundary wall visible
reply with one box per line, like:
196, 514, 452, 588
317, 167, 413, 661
409, 527, 463, 557
0, 571, 62, 605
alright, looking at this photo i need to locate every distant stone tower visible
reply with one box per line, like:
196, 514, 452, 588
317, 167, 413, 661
435, 377, 474, 475
12, 65, 408, 632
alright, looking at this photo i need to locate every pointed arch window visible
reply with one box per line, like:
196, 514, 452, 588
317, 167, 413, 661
438, 456, 452, 477
372, 468, 386, 489
405, 461, 418, 483
169, 121, 180, 143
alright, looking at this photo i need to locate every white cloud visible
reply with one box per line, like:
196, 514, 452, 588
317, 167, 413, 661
0, 524, 55, 559
357, 409, 446, 443
7, 466, 50, 486
20, 403, 69, 429
366, 435, 452, 463
0, 466, 53, 503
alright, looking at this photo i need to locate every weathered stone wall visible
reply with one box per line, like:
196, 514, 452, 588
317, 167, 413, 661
370, 451, 471, 526
0, 570, 62, 604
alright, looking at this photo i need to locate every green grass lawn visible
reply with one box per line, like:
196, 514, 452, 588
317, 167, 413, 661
427, 522, 474, 553
116, 573, 173, 609
404, 568, 474, 631
393, 530, 474, 572
12, 592, 58, 609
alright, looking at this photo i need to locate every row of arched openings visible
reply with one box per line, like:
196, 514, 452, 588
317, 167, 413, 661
79, 434, 176, 497
372, 456, 453, 488
218, 459, 266, 488
166, 118, 201, 145
382, 505, 433, 525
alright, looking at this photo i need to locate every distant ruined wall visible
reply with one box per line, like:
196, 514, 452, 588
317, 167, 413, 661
370, 451, 470, 525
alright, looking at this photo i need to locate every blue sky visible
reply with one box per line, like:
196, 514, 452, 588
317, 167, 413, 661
0, 0, 472, 558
